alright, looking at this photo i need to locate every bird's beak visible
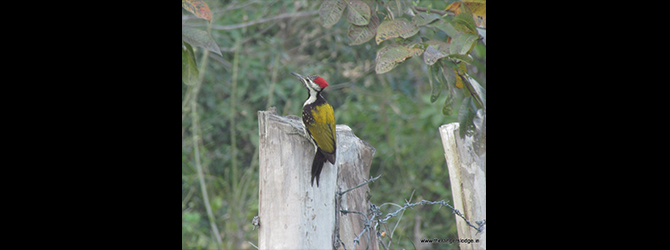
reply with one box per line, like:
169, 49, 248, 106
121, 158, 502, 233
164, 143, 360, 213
291, 72, 303, 79
291, 72, 308, 88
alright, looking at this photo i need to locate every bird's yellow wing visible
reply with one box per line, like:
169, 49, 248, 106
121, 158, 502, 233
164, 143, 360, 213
307, 104, 336, 154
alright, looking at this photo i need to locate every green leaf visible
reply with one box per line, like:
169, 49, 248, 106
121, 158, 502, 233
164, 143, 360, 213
451, 3, 478, 34
375, 43, 423, 74
347, 14, 379, 45
387, 0, 406, 19
462, 73, 486, 109
182, 42, 198, 86
442, 91, 454, 115
430, 19, 460, 38
438, 60, 454, 116
375, 18, 419, 44
182, 26, 222, 56
423, 40, 449, 66
447, 53, 473, 63
441, 60, 458, 89
452, 14, 477, 34
412, 12, 441, 26
375, 46, 396, 74
457, 96, 476, 138
427, 66, 435, 102
409, 42, 428, 50
435, 61, 449, 91
345, 0, 370, 26
424, 45, 446, 66
182, 0, 211, 22
319, 0, 346, 28
450, 33, 478, 55
429, 64, 441, 103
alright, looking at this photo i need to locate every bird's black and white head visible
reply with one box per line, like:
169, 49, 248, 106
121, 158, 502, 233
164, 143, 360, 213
291, 72, 329, 93
291, 72, 329, 105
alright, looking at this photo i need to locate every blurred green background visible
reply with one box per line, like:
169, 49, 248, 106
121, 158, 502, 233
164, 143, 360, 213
182, 0, 485, 249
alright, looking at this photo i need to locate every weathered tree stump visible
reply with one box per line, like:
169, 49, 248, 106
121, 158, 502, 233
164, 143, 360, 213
439, 123, 486, 250
258, 108, 377, 250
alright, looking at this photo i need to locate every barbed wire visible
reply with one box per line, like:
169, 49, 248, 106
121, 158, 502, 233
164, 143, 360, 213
374, 199, 486, 234
253, 173, 485, 250
338, 175, 381, 196
334, 174, 381, 250
337, 175, 486, 249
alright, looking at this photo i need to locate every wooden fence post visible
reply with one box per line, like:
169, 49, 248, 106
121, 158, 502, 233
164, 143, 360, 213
439, 123, 486, 250
258, 108, 377, 250
335, 125, 378, 250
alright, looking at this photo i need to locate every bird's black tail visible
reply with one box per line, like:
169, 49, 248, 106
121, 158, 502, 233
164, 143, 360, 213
311, 150, 328, 187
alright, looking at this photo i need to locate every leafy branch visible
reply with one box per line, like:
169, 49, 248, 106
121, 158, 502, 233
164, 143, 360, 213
182, 0, 222, 87
317, 0, 486, 139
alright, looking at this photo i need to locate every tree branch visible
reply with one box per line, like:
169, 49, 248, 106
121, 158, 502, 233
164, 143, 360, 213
191, 45, 223, 248
208, 11, 318, 31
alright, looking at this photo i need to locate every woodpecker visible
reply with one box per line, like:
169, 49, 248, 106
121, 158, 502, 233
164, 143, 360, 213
291, 72, 336, 187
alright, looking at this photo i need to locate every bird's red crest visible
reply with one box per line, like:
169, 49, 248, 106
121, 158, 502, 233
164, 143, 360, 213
313, 76, 329, 88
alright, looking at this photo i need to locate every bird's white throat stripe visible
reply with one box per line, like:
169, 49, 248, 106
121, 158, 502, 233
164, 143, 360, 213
303, 88, 317, 106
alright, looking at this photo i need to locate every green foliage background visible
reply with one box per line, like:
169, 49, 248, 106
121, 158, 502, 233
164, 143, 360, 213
182, 0, 485, 249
